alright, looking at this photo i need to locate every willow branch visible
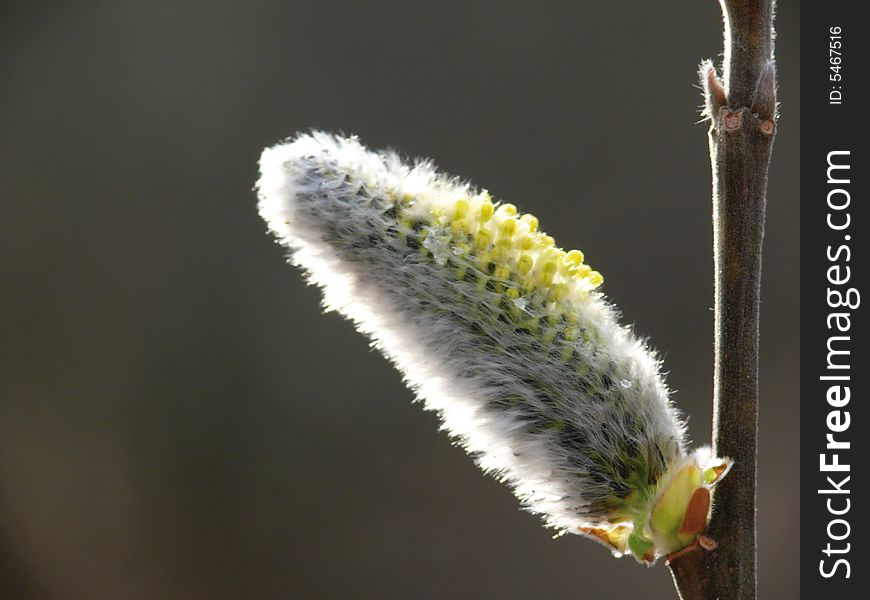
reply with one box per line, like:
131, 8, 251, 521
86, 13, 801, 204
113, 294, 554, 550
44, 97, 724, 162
667, 1, 777, 599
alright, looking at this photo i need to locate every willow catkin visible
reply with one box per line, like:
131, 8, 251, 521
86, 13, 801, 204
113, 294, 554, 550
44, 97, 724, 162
256, 132, 730, 563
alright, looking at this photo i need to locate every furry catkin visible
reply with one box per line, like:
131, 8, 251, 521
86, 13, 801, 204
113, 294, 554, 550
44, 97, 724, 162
256, 132, 729, 563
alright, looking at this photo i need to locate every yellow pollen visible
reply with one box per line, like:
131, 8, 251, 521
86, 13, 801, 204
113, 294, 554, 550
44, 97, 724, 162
454, 198, 470, 219
537, 261, 557, 288
414, 191, 604, 300
572, 264, 592, 278
520, 214, 539, 232
517, 235, 534, 251
499, 219, 517, 237
551, 283, 570, 303
517, 254, 534, 275
542, 248, 564, 264
474, 228, 492, 250
564, 249, 585, 267
478, 201, 494, 222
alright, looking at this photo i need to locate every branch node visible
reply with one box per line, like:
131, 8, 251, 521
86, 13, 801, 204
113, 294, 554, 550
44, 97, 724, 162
697, 534, 718, 551
722, 110, 742, 132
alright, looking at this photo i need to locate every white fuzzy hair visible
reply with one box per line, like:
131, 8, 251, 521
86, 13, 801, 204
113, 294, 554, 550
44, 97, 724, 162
256, 132, 690, 541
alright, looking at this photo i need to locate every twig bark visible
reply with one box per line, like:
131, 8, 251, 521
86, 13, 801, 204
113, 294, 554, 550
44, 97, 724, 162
667, 1, 777, 599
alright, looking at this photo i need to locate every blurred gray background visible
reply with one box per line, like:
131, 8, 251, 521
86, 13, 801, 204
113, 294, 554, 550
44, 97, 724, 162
1, 1, 799, 599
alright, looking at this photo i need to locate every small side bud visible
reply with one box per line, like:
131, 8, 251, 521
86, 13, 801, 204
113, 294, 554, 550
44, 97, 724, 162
700, 60, 727, 121
751, 60, 778, 122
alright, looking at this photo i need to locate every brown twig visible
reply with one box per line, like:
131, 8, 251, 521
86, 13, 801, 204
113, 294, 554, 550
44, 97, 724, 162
667, 1, 777, 599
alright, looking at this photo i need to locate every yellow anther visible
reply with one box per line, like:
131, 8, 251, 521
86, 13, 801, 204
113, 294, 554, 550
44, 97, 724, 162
496, 203, 518, 218
564, 326, 578, 342
542, 260, 558, 275
540, 235, 556, 247
520, 214, 539, 232
571, 264, 592, 278
551, 283, 571, 303
537, 262, 557, 288
451, 218, 470, 237
454, 198, 470, 219
517, 235, 534, 251
506, 287, 520, 300
517, 254, 534, 275
564, 249, 585, 267
474, 228, 492, 250
542, 248, 564, 265
478, 200, 494, 222
499, 218, 517, 237
494, 265, 511, 281
496, 237, 514, 255
520, 275, 536, 293
587, 271, 604, 287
